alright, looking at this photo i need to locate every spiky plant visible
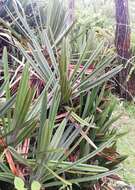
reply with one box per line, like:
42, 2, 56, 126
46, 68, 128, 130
0, 49, 122, 190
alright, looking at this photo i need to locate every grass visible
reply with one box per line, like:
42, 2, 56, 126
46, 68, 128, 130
114, 100, 135, 184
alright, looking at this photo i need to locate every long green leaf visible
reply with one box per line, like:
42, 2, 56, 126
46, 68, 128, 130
44, 167, 121, 188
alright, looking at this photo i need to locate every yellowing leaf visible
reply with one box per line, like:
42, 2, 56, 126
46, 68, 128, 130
31, 181, 41, 190
14, 177, 25, 190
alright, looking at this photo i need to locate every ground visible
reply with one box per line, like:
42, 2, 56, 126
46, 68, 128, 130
114, 100, 135, 184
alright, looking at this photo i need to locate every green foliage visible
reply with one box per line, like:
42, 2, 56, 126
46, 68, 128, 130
14, 177, 41, 190
14, 177, 26, 190
0, 57, 122, 189
31, 181, 41, 190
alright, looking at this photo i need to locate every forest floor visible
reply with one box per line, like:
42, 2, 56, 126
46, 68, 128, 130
114, 100, 135, 185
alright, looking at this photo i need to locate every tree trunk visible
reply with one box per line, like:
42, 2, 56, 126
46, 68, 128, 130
115, 0, 130, 59
115, 0, 132, 99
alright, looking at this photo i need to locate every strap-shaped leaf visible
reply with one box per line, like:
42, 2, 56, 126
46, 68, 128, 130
0, 81, 7, 95
2, 47, 12, 130
48, 119, 67, 160
44, 167, 121, 188
0, 172, 14, 184
13, 88, 34, 131
37, 91, 48, 158
71, 41, 104, 84
59, 38, 72, 103
48, 160, 108, 173
48, 86, 61, 129
0, 94, 16, 117
74, 65, 122, 98
8, 146, 30, 167
13, 63, 29, 121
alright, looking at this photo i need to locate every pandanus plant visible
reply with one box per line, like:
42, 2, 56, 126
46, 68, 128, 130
0, 50, 122, 190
